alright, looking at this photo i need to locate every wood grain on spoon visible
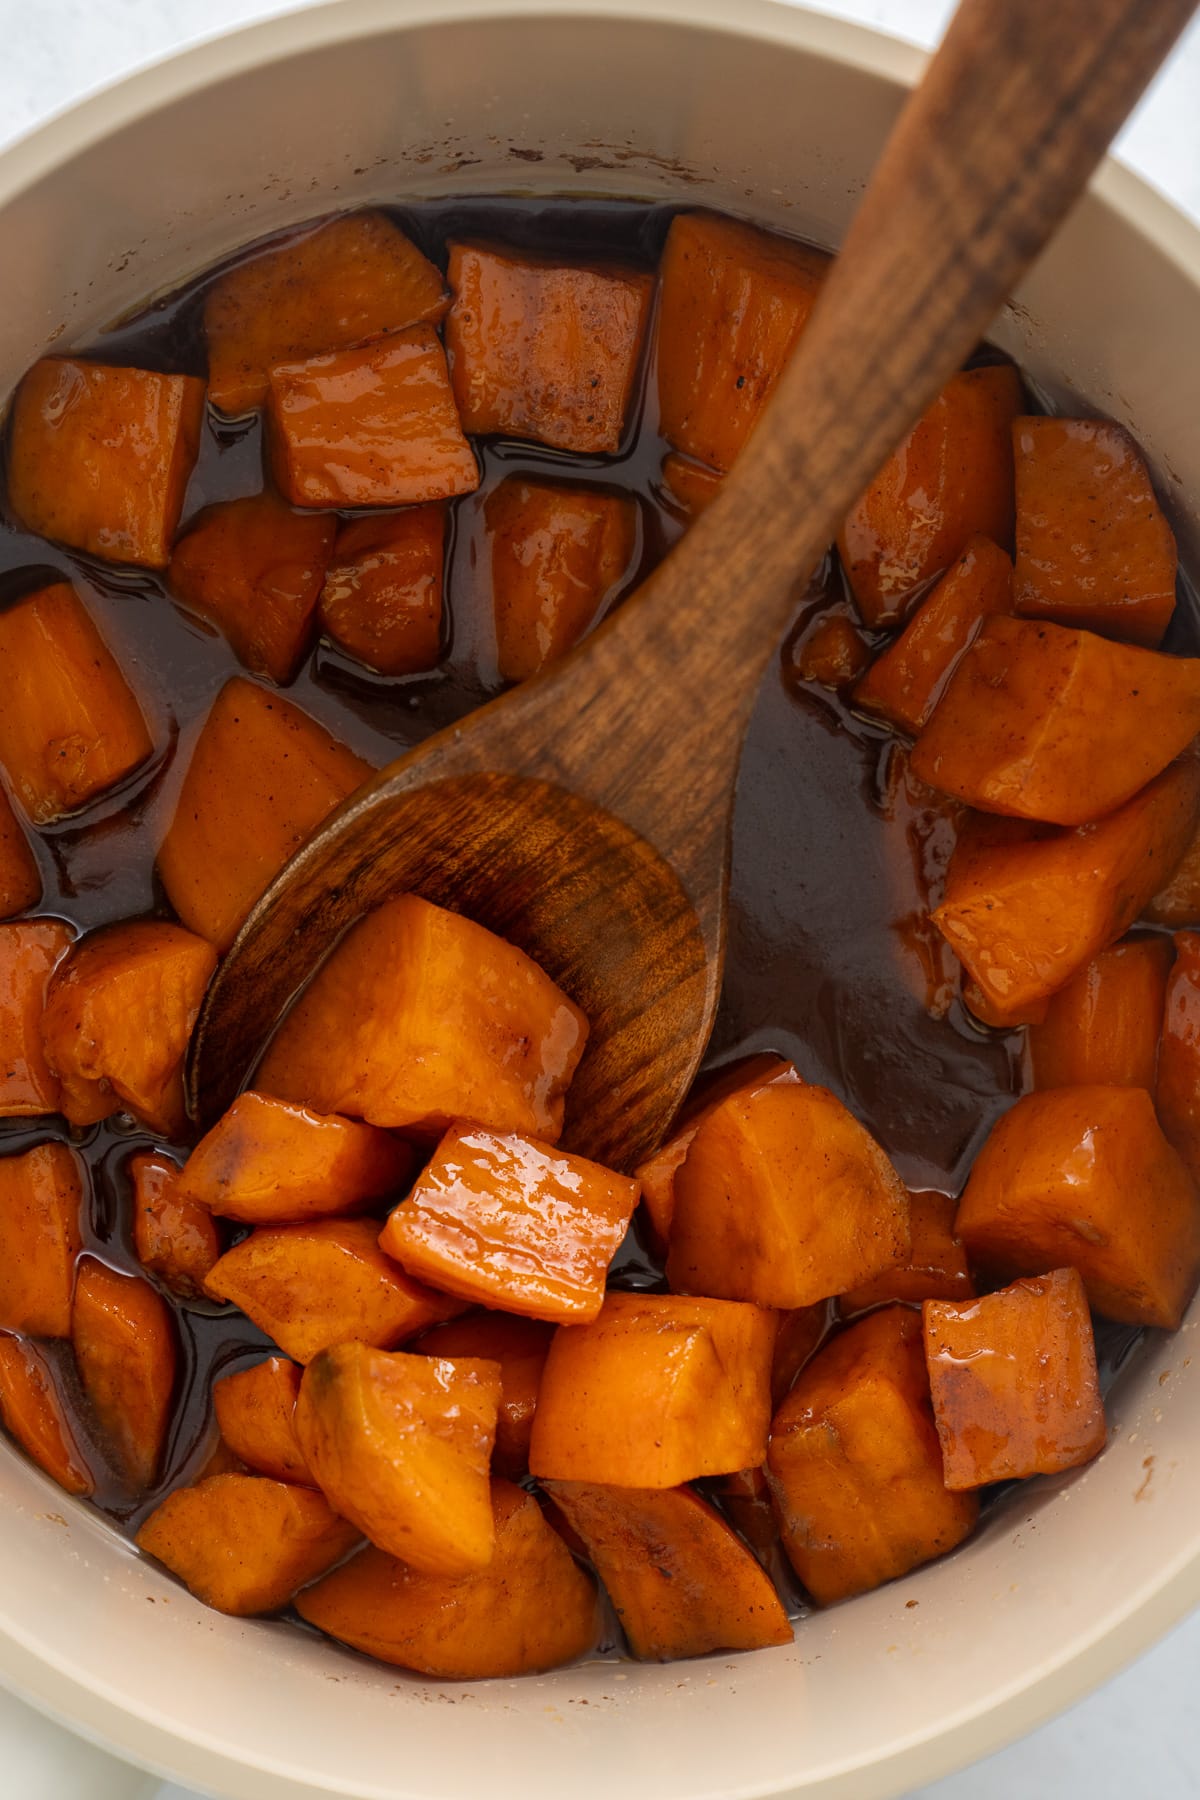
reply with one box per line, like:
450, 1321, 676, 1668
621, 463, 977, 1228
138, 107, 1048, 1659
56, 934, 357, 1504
190, 0, 1196, 1168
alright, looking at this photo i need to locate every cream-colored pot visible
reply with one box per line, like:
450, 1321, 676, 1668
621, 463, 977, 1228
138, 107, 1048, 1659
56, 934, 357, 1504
1, 3, 1198, 1796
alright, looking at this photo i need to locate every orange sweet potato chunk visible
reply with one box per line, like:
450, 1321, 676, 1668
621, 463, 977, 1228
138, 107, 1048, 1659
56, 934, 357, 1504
212, 1355, 312, 1485
157, 678, 371, 953
666, 1061, 909, 1307
137, 1473, 359, 1615
792, 613, 872, 694
1156, 930, 1200, 1185
168, 491, 335, 684
297, 1477, 599, 1675
267, 327, 479, 509
8, 359, 204, 568
177, 1091, 412, 1225
545, 1481, 791, 1660
924, 1268, 1106, 1489
131, 1151, 221, 1299
0, 1143, 83, 1336
1027, 936, 1172, 1092
656, 212, 829, 474
203, 1218, 463, 1363
854, 535, 1013, 735
446, 240, 653, 454
0, 583, 154, 824
955, 1086, 1200, 1329
72, 1257, 176, 1490
1147, 822, 1200, 926
932, 758, 1200, 1023
295, 1344, 499, 1573
40, 920, 216, 1136
839, 1190, 974, 1315
319, 506, 444, 676
0, 920, 74, 1117
660, 453, 723, 518
839, 365, 1023, 628
205, 210, 449, 415
0, 790, 40, 919
380, 1126, 637, 1324
766, 1306, 978, 1606
1012, 417, 1178, 648
486, 477, 637, 683
528, 1290, 775, 1487
0, 1336, 93, 1497
412, 1311, 553, 1478
258, 893, 588, 1141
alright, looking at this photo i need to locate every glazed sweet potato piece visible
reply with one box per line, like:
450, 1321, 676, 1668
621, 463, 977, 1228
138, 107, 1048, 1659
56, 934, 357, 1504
72, 1257, 176, 1490
157, 678, 371, 953
212, 1356, 311, 1485
486, 477, 637, 683
1147, 822, 1200, 926
0, 1143, 83, 1336
0, 790, 40, 919
666, 1061, 909, 1307
660, 453, 723, 518
177, 1092, 413, 1225
771, 1304, 829, 1407
297, 1477, 599, 1676
766, 1306, 978, 1606
0, 920, 74, 1116
1012, 417, 1178, 648
853, 535, 1013, 734
528, 1290, 775, 1487
257, 893, 588, 1141
912, 617, 1200, 826
380, 1125, 638, 1324
203, 1218, 463, 1363
0, 1337, 93, 1497
319, 506, 444, 676
205, 210, 449, 414
0, 583, 153, 824
1156, 930, 1200, 1185
545, 1481, 791, 1660
267, 327, 479, 509
295, 1344, 500, 1572
1027, 936, 1172, 1092
924, 1268, 1106, 1489
137, 1473, 359, 1615
656, 211, 829, 473
955, 1086, 1200, 1329
839, 365, 1023, 627
839, 1190, 974, 1315
40, 921, 217, 1136
792, 613, 872, 694
8, 359, 204, 568
411, 1312, 554, 1477
130, 1152, 221, 1299
932, 758, 1200, 1024
168, 491, 336, 684
446, 240, 653, 453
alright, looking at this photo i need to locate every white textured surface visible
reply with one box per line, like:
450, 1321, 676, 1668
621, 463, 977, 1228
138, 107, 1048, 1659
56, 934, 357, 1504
0, 1, 1197, 1797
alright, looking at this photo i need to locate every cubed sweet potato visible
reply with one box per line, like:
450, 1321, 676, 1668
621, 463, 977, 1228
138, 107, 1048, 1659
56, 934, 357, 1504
157, 677, 371, 952
853, 535, 1013, 735
0, 920, 74, 1116
295, 1344, 500, 1572
544, 1481, 791, 1660
666, 1061, 909, 1307
319, 506, 444, 676
486, 477, 637, 683
839, 1190, 974, 1315
446, 240, 653, 454
932, 758, 1200, 1023
0, 789, 40, 919
660, 453, 723, 518
528, 1290, 775, 1487
791, 613, 872, 694
130, 1151, 221, 1299
961, 975, 1050, 1030
1012, 417, 1178, 648
212, 1355, 311, 1485
1156, 930, 1200, 1186
296, 1477, 599, 1675
203, 1217, 463, 1363
8, 359, 204, 568
267, 327, 479, 509
839, 365, 1023, 628
766, 1306, 978, 1605
924, 1268, 1106, 1489
1147, 822, 1200, 926
955, 1086, 1200, 1329
257, 892, 588, 1141
40, 920, 217, 1136
656, 212, 829, 473
205, 210, 449, 415
72, 1257, 176, 1490
137, 1473, 359, 1615
0, 1143, 83, 1336
177, 1091, 412, 1225
0, 1336, 93, 1497
0, 583, 154, 824
379, 1125, 637, 1324
411, 1312, 553, 1478
168, 491, 335, 685
771, 1304, 829, 1406
1027, 936, 1172, 1092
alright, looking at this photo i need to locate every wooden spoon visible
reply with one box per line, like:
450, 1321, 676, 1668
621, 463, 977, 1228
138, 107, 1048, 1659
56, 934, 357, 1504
191, 0, 1195, 1168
